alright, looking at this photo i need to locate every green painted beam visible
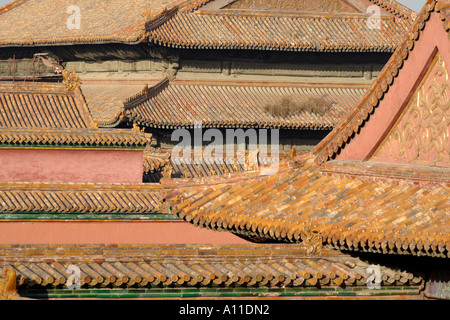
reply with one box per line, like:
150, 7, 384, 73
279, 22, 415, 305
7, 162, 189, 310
0, 213, 181, 220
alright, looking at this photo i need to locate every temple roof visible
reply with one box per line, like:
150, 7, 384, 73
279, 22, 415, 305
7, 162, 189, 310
79, 79, 163, 127
0, 80, 152, 148
168, 0, 450, 258
144, 148, 288, 179
0, 244, 425, 298
0, 0, 415, 52
0, 127, 151, 148
124, 78, 368, 130
0, 181, 168, 214
148, 1, 413, 52
0, 0, 175, 46
0, 81, 94, 129
314, 0, 450, 165
169, 154, 449, 257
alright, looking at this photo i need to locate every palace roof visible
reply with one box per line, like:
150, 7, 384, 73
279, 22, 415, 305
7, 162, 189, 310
0, 80, 151, 148
79, 79, 163, 127
0, 244, 425, 298
0, 81, 94, 129
0, 0, 175, 46
148, 2, 413, 52
0, 0, 415, 52
124, 78, 368, 130
0, 127, 151, 148
0, 181, 168, 215
314, 0, 450, 165
143, 148, 287, 181
168, 0, 450, 258
170, 154, 449, 257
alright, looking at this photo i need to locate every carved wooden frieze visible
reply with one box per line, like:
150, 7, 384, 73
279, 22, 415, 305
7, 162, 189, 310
224, 0, 361, 13
372, 52, 450, 167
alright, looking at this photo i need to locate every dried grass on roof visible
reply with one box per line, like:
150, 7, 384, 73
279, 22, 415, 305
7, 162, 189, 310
264, 95, 332, 118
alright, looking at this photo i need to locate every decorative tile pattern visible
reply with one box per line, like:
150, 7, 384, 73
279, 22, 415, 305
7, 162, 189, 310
313, 0, 450, 165
0, 182, 168, 214
371, 52, 450, 167
147, 0, 413, 52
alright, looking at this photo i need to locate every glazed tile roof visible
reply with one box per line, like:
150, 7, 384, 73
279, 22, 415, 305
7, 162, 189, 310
148, 9, 412, 52
79, 80, 161, 127
0, 0, 414, 53
0, 127, 151, 148
169, 154, 450, 258
167, 1, 450, 258
0, 82, 94, 129
370, 0, 419, 20
125, 79, 368, 130
0, 182, 168, 214
143, 147, 286, 181
0, 0, 177, 46
0, 81, 152, 148
0, 244, 425, 291
143, 148, 172, 175
314, 0, 450, 165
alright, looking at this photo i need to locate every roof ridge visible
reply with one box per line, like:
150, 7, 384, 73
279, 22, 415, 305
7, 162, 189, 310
369, 0, 418, 20
189, 0, 416, 20
0, 0, 27, 16
312, 0, 445, 165
123, 77, 169, 110
0, 180, 163, 190
179, 0, 215, 12
0, 81, 70, 93
170, 79, 371, 87
195, 8, 399, 19
320, 160, 450, 184
144, 0, 208, 31
0, 126, 152, 148
147, 4, 412, 52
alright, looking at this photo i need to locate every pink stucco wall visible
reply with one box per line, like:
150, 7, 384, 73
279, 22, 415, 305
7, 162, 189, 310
0, 148, 143, 183
336, 12, 450, 162
0, 221, 249, 244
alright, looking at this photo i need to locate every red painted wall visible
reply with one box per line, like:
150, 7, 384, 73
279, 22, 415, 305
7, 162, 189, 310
0, 221, 250, 244
0, 148, 143, 183
336, 13, 450, 162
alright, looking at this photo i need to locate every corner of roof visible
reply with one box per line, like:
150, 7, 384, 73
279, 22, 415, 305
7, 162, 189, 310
369, 0, 419, 21
0, 0, 28, 16
123, 77, 169, 110
73, 85, 101, 129
144, 0, 209, 31
179, 0, 214, 12
312, 0, 444, 166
